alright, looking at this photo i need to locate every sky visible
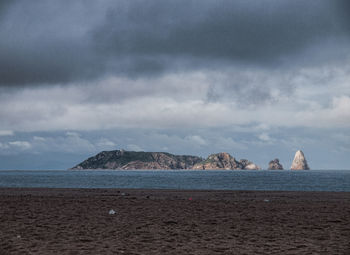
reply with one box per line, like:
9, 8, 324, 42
0, 0, 350, 170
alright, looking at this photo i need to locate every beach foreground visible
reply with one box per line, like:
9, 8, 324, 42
0, 188, 349, 254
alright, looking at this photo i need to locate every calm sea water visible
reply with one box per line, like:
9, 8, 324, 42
0, 170, 349, 191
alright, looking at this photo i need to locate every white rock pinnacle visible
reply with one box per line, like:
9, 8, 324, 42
290, 150, 310, 170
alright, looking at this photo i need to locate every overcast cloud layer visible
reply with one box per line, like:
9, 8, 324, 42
0, 0, 349, 169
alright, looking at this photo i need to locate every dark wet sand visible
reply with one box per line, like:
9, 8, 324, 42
0, 188, 349, 254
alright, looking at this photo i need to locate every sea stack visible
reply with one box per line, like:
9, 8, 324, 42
290, 150, 310, 170
268, 158, 284, 170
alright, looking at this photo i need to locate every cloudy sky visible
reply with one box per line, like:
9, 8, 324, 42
0, 0, 350, 170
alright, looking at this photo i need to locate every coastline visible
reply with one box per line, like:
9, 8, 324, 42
1, 188, 349, 254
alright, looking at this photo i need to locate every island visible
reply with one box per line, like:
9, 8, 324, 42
268, 158, 284, 170
71, 150, 260, 170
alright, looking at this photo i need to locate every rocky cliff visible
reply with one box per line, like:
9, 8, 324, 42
192, 152, 260, 170
71, 150, 203, 170
268, 158, 284, 170
290, 150, 310, 170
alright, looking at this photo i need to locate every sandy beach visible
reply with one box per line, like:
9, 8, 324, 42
0, 188, 349, 254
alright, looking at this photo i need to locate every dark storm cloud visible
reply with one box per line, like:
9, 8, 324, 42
336, 0, 350, 28
95, 0, 350, 74
0, 1, 108, 86
97, 1, 336, 60
0, 0, 349, 86
0, 0, 13, 15
0, 41, 105, 86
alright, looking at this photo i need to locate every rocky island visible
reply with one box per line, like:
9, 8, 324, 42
268, 158, 284, 170
71, 150, 260, 170
192, 152, 260, 170
290, 150, 310, 170
71, 150, 203, 170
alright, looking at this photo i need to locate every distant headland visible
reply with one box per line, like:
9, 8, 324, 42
71, 149, 310, 170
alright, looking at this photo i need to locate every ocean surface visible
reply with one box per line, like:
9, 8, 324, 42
0, 170, 349, 191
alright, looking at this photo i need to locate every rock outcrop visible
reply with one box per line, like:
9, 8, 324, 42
192, 152, 239, 170
268, 158, 284, 170
192, 152, 260, 170
290, 150, 310, 170
239, 159, 261, 170
71, 150, 203, 170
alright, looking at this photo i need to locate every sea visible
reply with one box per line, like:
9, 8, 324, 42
0, 169, 349, 191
